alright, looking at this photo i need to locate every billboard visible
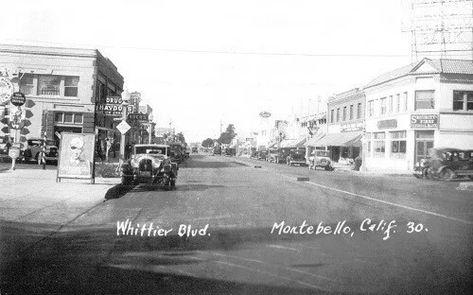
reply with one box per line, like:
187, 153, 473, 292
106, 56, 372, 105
57, 133, 95, 180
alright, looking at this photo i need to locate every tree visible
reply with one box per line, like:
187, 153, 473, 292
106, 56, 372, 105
218, 124, 237, 145
176, 132, 186, 144
202, 138, 214, 148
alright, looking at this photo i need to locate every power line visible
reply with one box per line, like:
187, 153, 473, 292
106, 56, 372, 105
2, 38, 409, 58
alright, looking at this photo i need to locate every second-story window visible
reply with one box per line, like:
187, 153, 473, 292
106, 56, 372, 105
453, 91, 473, 111
349, 105, 353, 120
368, 100, 374, 117
380, 97, 387, 115
336, 108, 340, 122
330, 109, 334, 123
343, 106, 347, 121
20, 74, 79, 97
415, 90, 435, 110
64, 77, 79, 97
38, 75, 61, 96
357, 102, 362, 119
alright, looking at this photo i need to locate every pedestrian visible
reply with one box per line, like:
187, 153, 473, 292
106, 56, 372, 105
354, 154, 362, 171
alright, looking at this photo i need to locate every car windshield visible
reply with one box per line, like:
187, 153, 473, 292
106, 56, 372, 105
135, 146, 167, 155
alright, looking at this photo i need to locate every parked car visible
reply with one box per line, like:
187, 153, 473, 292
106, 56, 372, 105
267, 148, 289, 164
191, 146, 198, 153
414, 148, 473, 181
308, 150, 334, 171
213, 145, 222, 155
224, 147, 236, 156
121, 144, 178, 189
0, 136, 14, 158
22, 138, 58, 163
169, 143, 184, 163
286, 147, 307, 166
257, 150, 268, 161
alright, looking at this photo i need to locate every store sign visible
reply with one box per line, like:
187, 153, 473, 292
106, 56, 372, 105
96, 96, 126, 116
0, 77, 14, 104
410, 114, 439, 128
128, 113, 149, 122
341, 122, 364, 132
10, 92, 26, 106
96, 104, 124, 116
377, 119, 397, 130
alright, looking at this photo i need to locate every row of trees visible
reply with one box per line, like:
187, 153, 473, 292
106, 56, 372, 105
201, 124, 236, 148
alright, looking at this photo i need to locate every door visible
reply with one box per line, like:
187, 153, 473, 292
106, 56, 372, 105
415, 131, 434, 164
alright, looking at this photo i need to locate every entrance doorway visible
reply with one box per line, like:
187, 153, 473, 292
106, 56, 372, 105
415, 130, 434, 165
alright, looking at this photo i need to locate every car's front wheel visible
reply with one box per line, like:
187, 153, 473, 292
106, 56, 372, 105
439, 168, 455, 181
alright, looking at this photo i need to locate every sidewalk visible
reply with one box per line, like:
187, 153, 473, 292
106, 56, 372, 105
0, 168, 120, 224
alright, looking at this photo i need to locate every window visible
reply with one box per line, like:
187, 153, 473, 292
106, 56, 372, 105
349, 105, 353, 120
373, 132, 385, 158
368, 100, 374, 117
388, 96, 393, 113
357, 103, 362, 119
20, 74, 34, 95
415, 90, 435, 110
54, 112, 83, 125
64, 77, 79, 97
330, 109, 334, 123
38, 75, 61, 96
453, 91, 473, 111
380, 97, 387, 115
343, 106, 347, 121
20, 74, 79, 97
395, 94, 400, 113
336, 108, 340, 122
403, 92, 408, 111
390, 131, 406, 159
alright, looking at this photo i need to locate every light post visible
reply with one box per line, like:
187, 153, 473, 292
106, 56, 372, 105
119, 90, 130, 167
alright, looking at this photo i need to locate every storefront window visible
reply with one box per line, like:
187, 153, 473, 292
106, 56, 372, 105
453, 91, 473, 111
390, 131, 406, 159
415, 90, 435, 110
373, 132, 385, 158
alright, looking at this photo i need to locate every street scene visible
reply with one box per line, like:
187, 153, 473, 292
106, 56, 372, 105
1, 0, 473, 294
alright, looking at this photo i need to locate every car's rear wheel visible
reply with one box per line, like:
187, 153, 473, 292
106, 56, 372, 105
439, 168, 454, 181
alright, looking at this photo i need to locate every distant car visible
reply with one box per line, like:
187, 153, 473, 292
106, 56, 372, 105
224, 147, 236, 156
22, 138, 58, 163
0, 137, 14, 159
308, 150, 333, 171
213, 145, 222, 155
121, 144, 178, 189
286, 147, 307, 166
414, 148, 473, 181
192, 146, 198, 153
257, 150, 268, 161
169, 143, 184, 163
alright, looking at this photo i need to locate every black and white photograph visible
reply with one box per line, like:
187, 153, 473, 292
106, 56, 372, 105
0, 0, 472, 294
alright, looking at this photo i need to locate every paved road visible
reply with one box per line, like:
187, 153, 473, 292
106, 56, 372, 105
1, 154, 472, 294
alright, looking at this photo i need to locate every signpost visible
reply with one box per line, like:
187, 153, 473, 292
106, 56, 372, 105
10, 92, 26, 107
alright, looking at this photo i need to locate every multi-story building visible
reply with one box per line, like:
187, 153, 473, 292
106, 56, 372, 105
0, 44, 124, 152
316, 88, 365, 162
363, 58, 473, 172
129, 92, 141, 114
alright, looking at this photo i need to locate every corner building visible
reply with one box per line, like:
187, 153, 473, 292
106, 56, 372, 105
0, 44, 124, 146
363, 58, 473, 172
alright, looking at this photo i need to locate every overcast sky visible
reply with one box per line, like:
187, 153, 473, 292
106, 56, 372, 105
0, 0, 412, 142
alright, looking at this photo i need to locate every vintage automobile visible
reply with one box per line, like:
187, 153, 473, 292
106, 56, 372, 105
121, 144, 178, 189
286, 147, 307, 166
0, 136, 14, 159
414, 148, 473, 181
267, 148, 289, 164
308, 150, 334, 171
224, 147, 236, 156
169, 142, 184, 163
257, 150, 268, 161
22, 138, 59, 163
213, 145, 222, 155
191, 146, 199, 153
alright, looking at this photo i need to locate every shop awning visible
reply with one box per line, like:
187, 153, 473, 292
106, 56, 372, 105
312, 132, 362, 147
305, 133, 326, 147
